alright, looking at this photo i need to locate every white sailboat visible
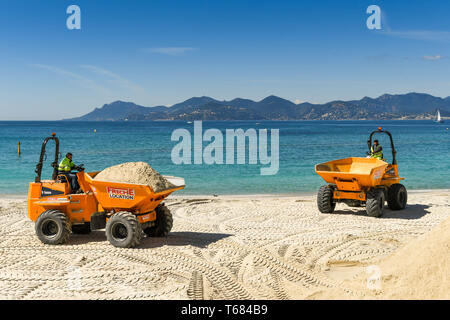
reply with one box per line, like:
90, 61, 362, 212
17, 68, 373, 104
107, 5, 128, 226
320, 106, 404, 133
435, 109, 444, 123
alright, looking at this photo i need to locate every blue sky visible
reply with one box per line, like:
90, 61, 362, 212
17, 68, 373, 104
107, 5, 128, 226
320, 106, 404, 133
0, 0, 449, 120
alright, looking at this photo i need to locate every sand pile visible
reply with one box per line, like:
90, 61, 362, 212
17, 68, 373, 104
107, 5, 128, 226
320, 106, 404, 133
373, 216, 450, 299
316, 216, 450, 300
94, 162, 175, 192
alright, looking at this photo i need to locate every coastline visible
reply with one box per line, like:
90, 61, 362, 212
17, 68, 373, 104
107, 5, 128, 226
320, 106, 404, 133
3, 188, 449, 200
2, 118, 447, 122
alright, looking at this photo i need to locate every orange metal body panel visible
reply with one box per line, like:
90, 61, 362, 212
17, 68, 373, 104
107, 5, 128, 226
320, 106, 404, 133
333, 190, 366, 201
379, 164, 401, 187
334, 179, 361, 192
137, 211, 157, 224
27, 181, 98, 222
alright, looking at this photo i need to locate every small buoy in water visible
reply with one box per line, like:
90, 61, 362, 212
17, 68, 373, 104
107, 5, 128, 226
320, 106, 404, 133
94, 129, 97, 133
18, 142, 21, 156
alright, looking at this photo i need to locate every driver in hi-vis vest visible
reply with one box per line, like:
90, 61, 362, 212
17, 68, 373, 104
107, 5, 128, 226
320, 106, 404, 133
58, 152, 80, 192
370, 140, 383, 160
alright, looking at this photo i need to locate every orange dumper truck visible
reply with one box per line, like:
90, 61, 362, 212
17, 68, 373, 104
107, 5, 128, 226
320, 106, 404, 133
27, 134, 185, 248
315, 128, 407, 217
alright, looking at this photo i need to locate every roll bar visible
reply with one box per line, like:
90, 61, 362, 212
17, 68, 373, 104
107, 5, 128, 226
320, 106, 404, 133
35, 133, 60, 182
367, 127, 397, 165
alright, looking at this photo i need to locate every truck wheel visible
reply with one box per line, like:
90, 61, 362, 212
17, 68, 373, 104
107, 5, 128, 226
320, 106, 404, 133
387, 184, 407, 210
35, 209, 71, 245
106, 212, 142, 248
317, 185, 336, 214
144, 204, 173, 237
366, 189, 385, 218
72, 223, 91, 234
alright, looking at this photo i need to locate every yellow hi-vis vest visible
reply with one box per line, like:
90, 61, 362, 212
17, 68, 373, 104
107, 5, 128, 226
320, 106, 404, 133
371, 146, 383, 160
58, 157, 75, 172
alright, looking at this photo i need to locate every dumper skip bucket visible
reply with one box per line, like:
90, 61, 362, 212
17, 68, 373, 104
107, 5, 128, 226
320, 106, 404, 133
80, 172, 185, 213
315, 157, 388, 189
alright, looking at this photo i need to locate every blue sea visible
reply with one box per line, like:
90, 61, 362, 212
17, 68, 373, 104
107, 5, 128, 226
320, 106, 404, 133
0, 121, 449, 195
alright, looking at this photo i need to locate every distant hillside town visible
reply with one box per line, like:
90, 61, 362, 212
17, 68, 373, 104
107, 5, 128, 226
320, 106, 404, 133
64, 93, 450, 121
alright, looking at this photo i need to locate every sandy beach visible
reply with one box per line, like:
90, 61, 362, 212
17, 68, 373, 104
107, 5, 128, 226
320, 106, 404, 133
0, 190, 448, 300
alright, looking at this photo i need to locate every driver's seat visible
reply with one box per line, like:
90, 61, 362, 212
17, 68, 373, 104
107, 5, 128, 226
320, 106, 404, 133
57, 173, 83, 194
57, 174, 74, 194
57, 175, 68, 184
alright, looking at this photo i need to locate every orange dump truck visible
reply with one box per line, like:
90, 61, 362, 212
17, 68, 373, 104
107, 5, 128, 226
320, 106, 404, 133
315, 128, 407, 217
27, 134, 185, 248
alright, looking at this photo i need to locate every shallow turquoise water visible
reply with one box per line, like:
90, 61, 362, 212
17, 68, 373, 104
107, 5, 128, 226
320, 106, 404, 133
0, 120, 449, 195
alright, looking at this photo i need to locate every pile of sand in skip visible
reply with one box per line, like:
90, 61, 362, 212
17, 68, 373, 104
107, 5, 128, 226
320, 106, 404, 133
94, 162, 175, 193
314, 216, 450, 300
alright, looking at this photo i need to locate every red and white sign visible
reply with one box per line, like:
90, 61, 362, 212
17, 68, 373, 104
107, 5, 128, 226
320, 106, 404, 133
106, 187, 135, 200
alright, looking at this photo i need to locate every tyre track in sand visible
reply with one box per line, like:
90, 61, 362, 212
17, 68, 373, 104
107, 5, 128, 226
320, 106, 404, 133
115, 250, 254, 299
187, 271, 204, 300
0, 194, 448, 300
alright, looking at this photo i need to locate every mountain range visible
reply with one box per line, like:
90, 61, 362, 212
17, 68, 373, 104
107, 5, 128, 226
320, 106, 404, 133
64, 93, 450, 121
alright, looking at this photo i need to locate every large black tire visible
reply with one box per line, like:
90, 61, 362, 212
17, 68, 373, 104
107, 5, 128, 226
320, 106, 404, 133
144, 204, 173, 237
317, 185, 336, 214
105, 212, 142, 248
72, 223, 91, 234
366, 188, 385, 218
387, 184, 407, 210
35, 209, 71, 245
